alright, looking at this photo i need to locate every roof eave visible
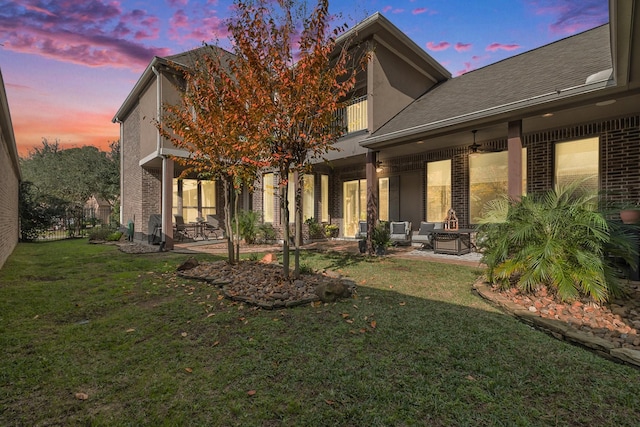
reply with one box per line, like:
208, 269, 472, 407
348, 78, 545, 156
362, 78, 618, 149
112, 56, 170, 123
337, 12, 451, 81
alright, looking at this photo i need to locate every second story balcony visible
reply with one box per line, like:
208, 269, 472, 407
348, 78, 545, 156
333, 95, 368, 136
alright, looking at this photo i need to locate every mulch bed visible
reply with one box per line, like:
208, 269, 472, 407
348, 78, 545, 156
178, 260, 355, 309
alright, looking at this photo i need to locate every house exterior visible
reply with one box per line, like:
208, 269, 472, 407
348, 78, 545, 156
115, 0, 640, 249
0, 68, 21, 269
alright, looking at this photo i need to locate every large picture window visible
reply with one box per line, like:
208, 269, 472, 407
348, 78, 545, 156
172, 179, 216, 223
379, 177, 389, 221
555, 138, 599, 192
263, 173, 275, 223
321, 175, 329, 222
426, 160, 451, 223
470, 149, 526, 223
287, 173, 314, 223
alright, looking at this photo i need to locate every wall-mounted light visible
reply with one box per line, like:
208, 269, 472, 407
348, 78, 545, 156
375, 160, 383, 172
469, 130, 480, 153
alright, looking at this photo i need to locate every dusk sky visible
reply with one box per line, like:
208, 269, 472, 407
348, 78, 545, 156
0, 0, 608, 156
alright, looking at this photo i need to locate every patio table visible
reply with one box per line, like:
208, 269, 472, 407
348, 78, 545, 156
432, 228, 475, 255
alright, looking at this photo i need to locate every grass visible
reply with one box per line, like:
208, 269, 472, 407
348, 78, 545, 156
1, 239, 639, 426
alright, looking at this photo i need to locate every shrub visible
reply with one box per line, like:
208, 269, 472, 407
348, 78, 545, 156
257, 223, 277, 243
305, 217, 325, 239
88, 227, 112, 241
476, 182, 637, 302
324, 224, 339, 238
107, 231, 123, 241
233, 210, 260, 244
371, 221, 390, 249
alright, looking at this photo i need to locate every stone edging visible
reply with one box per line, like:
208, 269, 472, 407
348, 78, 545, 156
473, 280, 640, 369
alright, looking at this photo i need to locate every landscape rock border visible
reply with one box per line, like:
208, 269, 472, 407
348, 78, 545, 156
177, 259, 356, 309
473, 280, 640, 369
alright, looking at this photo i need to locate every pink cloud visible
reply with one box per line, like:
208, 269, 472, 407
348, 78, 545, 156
412, 8, 428, 15
454, 42, 472, 52
456, 62, 473, 76
168, 9, 229, 43
0, 1, 170, 70
392, 9, 405, 14
426, 41, 451, 51
382, 6, 393, 13
486, 42, 521, 52
527, 0, 608, 35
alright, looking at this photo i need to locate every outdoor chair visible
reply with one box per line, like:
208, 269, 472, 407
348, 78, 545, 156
355, 220, 368, 240
204, 214, 223, 239
389, 221, 412, 246
412, 221, 437, 249
174, 215, 192, 241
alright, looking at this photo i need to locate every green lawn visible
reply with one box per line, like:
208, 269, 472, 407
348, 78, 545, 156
1, 239, 639, 426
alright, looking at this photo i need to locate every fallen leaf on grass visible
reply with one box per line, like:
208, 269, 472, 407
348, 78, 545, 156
341, 313, 350, 319
213, 341, 220, 346
345, 319, 354, 324
370, 320, 377, 329
399, 302, 406, 306
75, 392, 89, 401
325, 399, 336, 405
33, 315, 39, 320
181, 332, 188, 337
466, 375, 476, 381
185, 367, 193, 373
247, 390, 256, 396
311, 301, 322, 307
353, 305, 358, 309
206, 313, 215, 318
126, 328, 135, 333
359, 328, 367, 334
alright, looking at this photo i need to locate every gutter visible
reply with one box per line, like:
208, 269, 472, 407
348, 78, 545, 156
363, 73, 617, 147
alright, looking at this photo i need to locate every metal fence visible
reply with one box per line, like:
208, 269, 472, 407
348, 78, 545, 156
34, 208, 113, 241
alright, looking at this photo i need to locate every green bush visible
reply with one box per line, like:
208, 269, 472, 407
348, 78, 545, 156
305, 217, 325, 239
88, 227, 112, 241
476, 182, 637, 302
107, 231, 123, 241
371, 221, 390, 249
234, 210, 260, 244
324, 224, 339, 238
257, 222, 277, 243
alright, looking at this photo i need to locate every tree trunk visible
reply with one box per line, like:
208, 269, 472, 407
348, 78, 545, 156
222, 177, 235, 264
280, 168, 290, 279
293, 171, 302, 279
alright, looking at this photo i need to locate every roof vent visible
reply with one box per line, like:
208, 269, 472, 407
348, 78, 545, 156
585, 68, 613, 84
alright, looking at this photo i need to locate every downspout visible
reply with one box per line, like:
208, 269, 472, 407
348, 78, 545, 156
151, 65, 165, 247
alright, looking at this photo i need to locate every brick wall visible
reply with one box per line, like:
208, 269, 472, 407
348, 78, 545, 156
121, 106, 143, 238
0, 137, 19, 269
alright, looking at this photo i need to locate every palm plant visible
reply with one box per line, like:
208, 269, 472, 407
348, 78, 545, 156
476, 181, 637, 302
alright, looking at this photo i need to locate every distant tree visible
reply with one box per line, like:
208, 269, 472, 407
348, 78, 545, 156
18, 181, 66, 241
19, 138, 121, 235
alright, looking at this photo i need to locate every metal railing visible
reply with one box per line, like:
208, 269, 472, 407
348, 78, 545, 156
333, 96, 368, 135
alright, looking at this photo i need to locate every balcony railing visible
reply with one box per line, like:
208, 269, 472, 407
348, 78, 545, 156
333, 95, 368, 135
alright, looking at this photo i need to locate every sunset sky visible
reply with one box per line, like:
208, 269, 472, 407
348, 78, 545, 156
0, 0, 608, 156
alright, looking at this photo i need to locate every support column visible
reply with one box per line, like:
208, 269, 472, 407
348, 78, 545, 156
507, 120, 523, 200
162, 156, 174, 250
366, 150, 379, 254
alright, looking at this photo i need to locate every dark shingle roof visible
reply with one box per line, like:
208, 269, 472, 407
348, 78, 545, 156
370, 24, 612, 139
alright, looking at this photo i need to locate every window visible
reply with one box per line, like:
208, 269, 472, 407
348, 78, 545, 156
470, 149, 526, 223
426, 160, 451, 222
555, 138, 599, 192
321, 175, 329, 222
379, 177, 389, 221
343, 179, 366, 237
172, 179, 216, 223
263, 173, 275, 223
287, 173, 314, 223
